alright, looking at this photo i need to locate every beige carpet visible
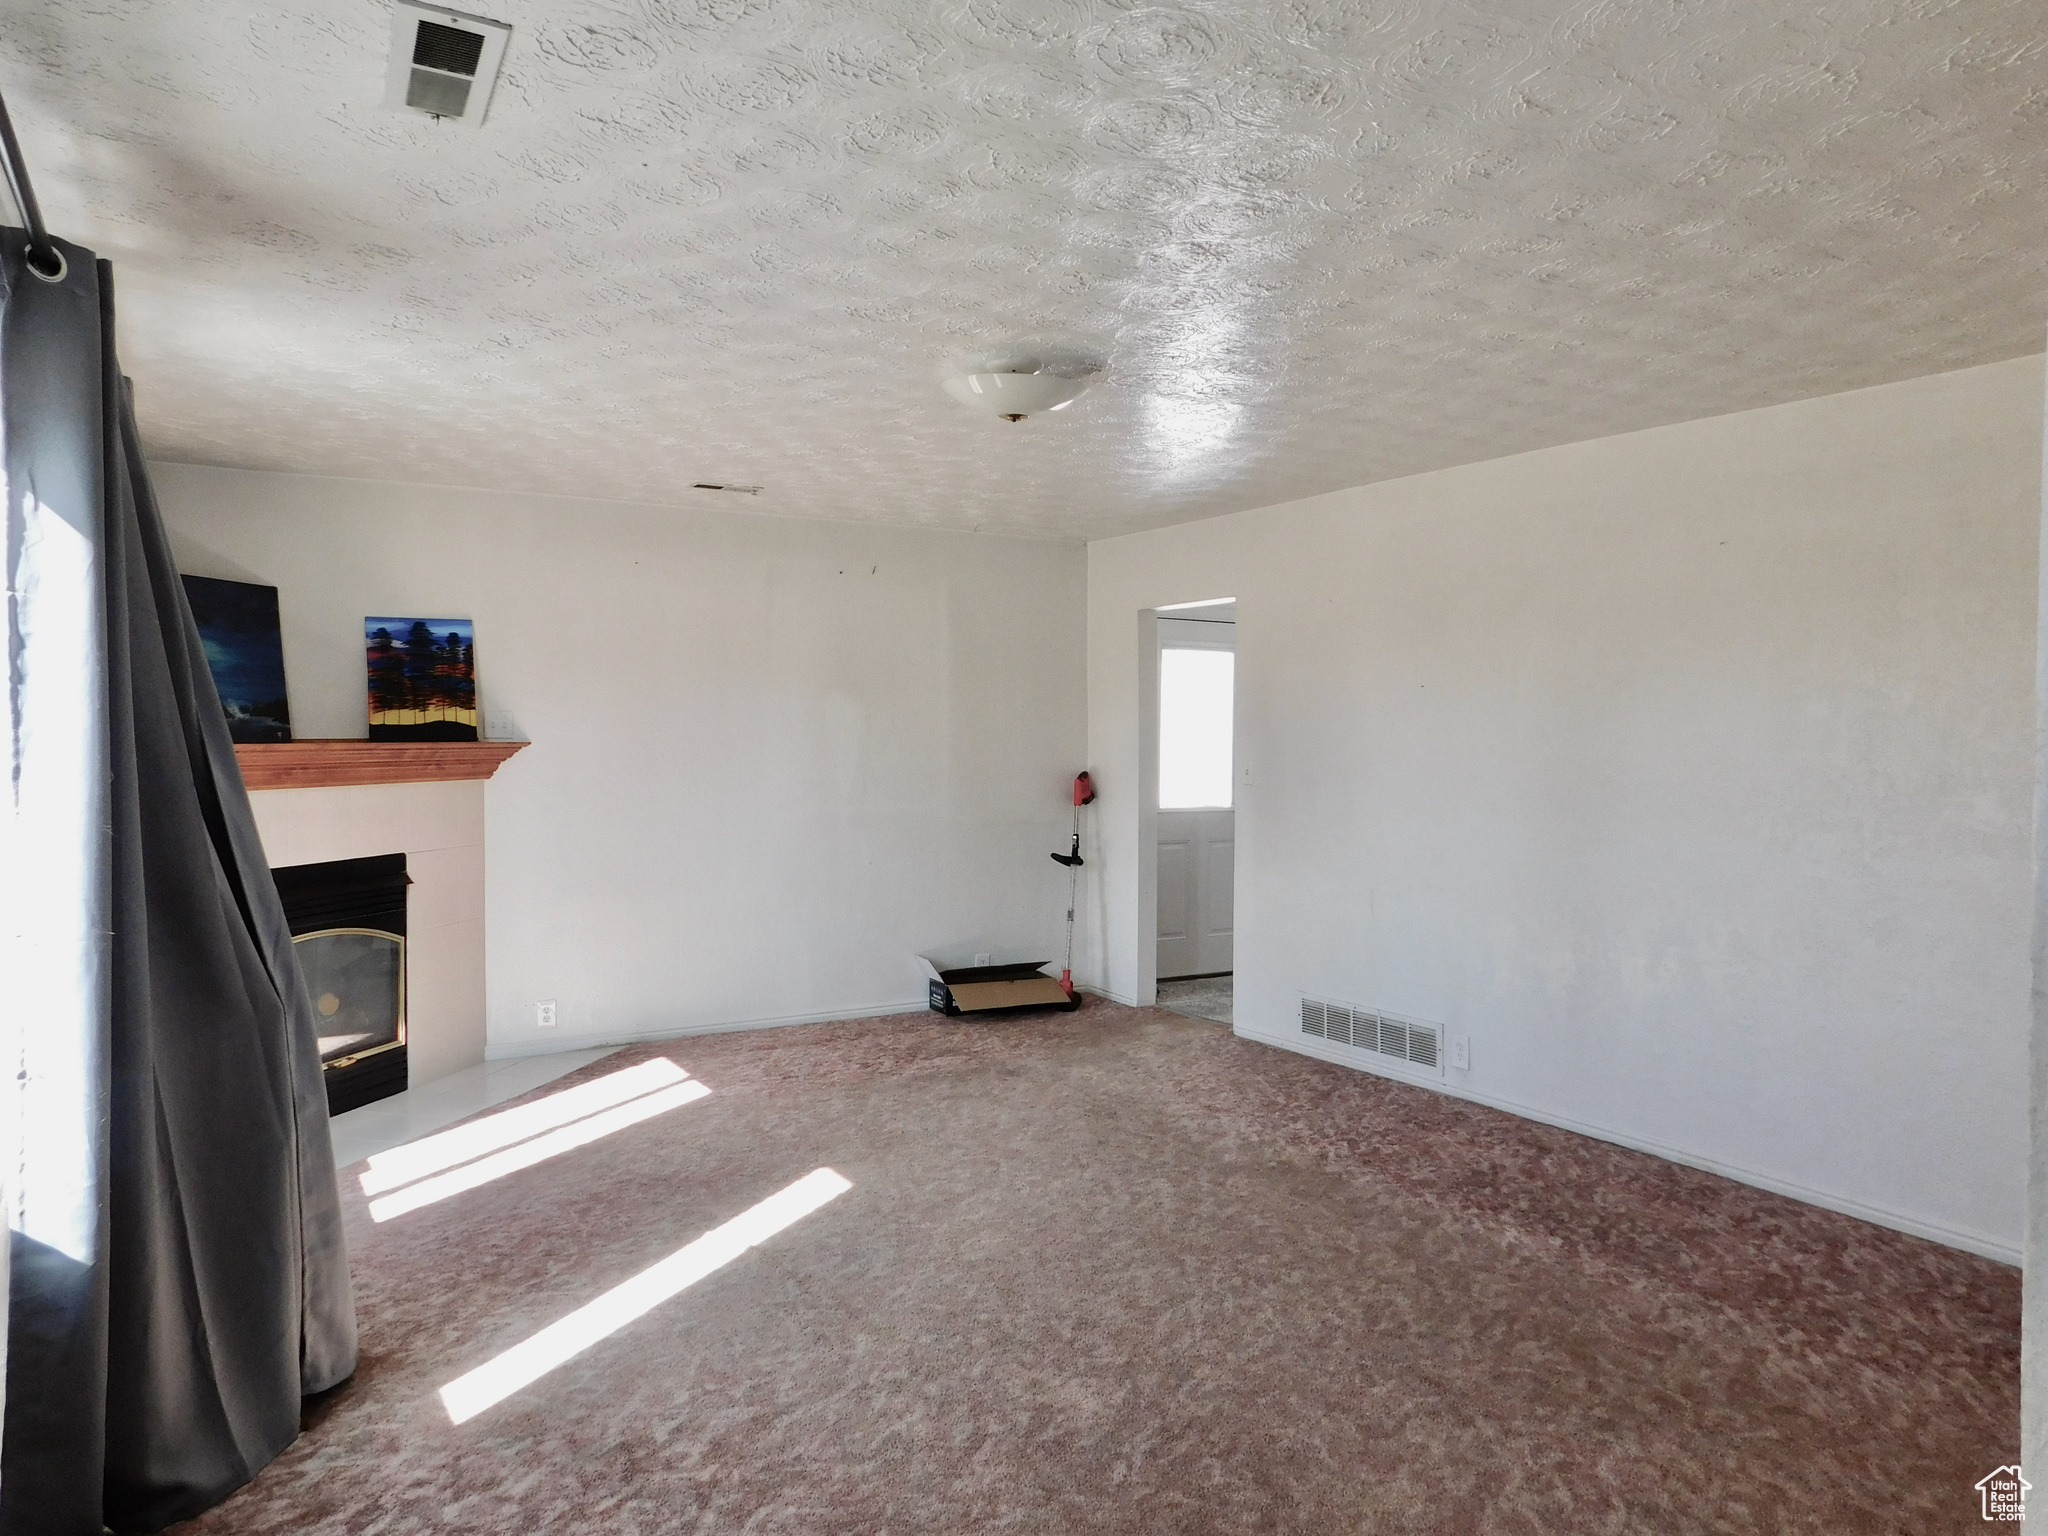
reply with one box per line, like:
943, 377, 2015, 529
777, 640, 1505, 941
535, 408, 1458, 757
182, 1001, 2017, 1535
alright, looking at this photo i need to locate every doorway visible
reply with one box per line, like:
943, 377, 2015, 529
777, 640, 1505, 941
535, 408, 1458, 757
1154, 601, 1234, 1025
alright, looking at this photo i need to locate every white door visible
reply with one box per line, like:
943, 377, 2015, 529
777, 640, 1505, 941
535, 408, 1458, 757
1157, 807, 1234, 977
1157, 614, 1234, 980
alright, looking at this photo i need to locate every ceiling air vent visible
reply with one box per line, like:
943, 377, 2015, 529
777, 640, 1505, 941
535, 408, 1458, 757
1300, 995, 1443, 1077
385, 4, 511, 127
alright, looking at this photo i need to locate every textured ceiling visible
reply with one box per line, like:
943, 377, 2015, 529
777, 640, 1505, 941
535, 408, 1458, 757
2, 0, 2044, 540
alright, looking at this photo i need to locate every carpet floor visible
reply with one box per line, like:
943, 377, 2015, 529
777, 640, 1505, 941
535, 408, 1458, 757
184, 1001, 2017, 1535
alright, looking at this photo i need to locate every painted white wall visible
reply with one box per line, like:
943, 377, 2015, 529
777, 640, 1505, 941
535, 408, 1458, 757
1086, 355, 2045, 1262
154, 465, 1087, 1058
2024, 335, 2048, 1476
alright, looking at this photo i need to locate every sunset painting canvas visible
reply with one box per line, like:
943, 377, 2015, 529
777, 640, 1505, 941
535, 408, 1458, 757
365, 617, 478, 741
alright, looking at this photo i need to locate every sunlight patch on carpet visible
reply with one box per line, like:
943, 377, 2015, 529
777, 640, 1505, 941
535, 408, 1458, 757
439, 1168, 854, 1424
362, 1058, 696, 1195
368, 1078, 712, 1222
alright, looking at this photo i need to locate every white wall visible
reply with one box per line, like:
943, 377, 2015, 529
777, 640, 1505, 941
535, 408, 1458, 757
1086, 355, 2045, 1262
154, 465, 1087, 1058
2024, 335, 2048, 1475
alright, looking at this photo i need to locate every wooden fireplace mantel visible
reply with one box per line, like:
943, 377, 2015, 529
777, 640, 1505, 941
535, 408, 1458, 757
234, 739, 528, 791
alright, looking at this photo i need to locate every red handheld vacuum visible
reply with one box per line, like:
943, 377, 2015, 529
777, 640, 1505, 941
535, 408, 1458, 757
1050, 771, 1095, 998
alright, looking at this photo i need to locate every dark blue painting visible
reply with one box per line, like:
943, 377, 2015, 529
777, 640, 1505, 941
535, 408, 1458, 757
366, 617, 477, 741
182, 575, 294, 743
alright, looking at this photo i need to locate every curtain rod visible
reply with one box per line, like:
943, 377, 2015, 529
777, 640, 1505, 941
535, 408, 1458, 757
0, 88, 65, 281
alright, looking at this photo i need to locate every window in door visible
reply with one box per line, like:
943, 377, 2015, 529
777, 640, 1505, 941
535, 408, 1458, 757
1159, 646, 1234, 810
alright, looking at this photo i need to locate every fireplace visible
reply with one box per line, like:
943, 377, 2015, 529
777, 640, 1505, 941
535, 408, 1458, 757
271, 853, 409, 1116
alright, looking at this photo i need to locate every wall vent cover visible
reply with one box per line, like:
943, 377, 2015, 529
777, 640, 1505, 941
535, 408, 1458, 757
385, 4, 511, 127
1301, 995, 1442, 1076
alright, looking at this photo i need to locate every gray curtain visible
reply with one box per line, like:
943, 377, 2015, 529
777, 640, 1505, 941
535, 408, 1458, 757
2, 233, 356, 1531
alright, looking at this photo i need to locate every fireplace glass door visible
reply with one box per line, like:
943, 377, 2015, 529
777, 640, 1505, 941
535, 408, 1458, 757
297, 928, 406, 1066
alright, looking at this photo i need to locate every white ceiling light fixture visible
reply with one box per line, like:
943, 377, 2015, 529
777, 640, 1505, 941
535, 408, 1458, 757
385, 4, 511, 127
944, 367, 1095, 423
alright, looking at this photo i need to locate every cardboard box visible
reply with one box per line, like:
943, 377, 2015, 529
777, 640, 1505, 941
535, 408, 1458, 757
918, 949, 1078, 1016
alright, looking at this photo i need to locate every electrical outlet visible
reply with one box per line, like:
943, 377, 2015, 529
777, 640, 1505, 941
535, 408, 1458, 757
537, 1000, 557, 1029
1451, 1035, 1470, 1071
974, 952, 992, 966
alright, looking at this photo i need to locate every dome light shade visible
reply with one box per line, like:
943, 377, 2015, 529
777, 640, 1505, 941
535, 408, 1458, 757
944, 370, 1091, 421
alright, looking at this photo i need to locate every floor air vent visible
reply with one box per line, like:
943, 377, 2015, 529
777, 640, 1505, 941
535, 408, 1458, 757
1301, 996, 1442, 1075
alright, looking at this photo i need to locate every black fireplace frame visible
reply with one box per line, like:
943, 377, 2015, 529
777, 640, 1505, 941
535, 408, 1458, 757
271, 852, 410, 1116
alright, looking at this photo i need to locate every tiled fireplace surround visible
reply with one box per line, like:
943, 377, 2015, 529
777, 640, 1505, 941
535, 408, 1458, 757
240, 745, 524, 1090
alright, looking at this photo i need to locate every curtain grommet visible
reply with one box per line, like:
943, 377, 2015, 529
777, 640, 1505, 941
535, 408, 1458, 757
25, 243, 64, 283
